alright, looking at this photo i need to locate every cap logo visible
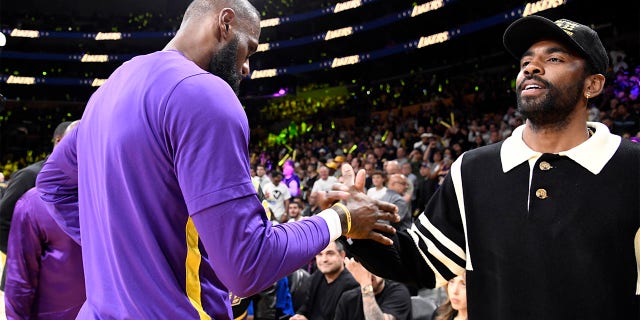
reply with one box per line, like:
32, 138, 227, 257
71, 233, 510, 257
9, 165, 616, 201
554, 19, 579, 36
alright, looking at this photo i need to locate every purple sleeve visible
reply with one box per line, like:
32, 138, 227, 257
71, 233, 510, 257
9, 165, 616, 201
191, 195, 331, 297
4, 192, 42, 319
166, 75, 331, 297
35, 126, 80, 244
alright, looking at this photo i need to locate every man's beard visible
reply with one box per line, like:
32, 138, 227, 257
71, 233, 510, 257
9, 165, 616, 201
209, 38, 241, 95
516, 75, 584, 130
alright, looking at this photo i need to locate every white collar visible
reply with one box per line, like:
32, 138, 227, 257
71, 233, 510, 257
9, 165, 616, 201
500, 122, 621, 174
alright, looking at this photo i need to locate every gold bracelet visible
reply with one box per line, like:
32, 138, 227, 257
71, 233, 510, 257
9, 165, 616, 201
333, 202, 351, 233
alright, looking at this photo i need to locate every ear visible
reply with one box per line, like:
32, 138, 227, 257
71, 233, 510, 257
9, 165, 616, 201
218, 8, 236, 40
584, 74, 606, 99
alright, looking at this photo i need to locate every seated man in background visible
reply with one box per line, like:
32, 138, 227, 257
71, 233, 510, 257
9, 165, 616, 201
335, 258, 412, 320
291, 240, 358, 320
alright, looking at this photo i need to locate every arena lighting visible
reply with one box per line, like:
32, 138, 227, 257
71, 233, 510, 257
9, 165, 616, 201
411, 0, 445, 17
260, 18, 280, 28
324, 27, 353, 40
95, 32, 122, 40
10, 29, 39, 38
91, 79, 107, 87
333, 0, 362, 13
81, 54, 109, 62
331, 54, 360, 68
6, 75, 35, 85
522, 0, 567, 16
250, 69, 278, 79
257, 43, 270, 52
417, 31, 449, 48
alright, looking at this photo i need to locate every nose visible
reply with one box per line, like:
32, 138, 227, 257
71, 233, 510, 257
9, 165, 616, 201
241, 60, 250, 78
522, 59, 542, 76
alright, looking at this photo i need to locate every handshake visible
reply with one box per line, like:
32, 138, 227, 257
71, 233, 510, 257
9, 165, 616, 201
318, 164, 400, 245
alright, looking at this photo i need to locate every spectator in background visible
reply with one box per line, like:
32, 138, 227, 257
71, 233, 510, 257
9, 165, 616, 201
366, 170, 387, 200
252, 164, 271, 190
263, 171, 292, 223
310, 165, 338, 196
283, 160, 301, 198
380, 174, 412, 232
431, 273, 467, 320
301, 191, 322, 217
301, 163, 318, 201
291, 241, 358, 320
335, 258, 412, 320
287, 201, 304, 222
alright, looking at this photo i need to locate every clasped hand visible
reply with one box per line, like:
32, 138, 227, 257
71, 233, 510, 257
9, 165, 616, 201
317, 164, 399, 245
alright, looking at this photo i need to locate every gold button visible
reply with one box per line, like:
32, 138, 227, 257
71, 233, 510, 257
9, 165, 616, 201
539, 161, 552, 170
535, 189, 548, 199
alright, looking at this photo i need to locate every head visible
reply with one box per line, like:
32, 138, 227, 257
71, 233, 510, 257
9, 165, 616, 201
52, 121, 73, 148
387, 174, 407, 194
255, 164, 267, 177
271, 171, 283, 185
447, 273, 467, 313
503, 16, 607, 130
401, 162, 412, 175
371, 170, 386, 188
171, 0, 261, 94
384, 160, 401, 175
318, 165, 331, 180
283, 160, 294, 177
288, 201, 302, 219
434, 272, 468, 320
315, 241, 347, 278
419, 162, 430, 177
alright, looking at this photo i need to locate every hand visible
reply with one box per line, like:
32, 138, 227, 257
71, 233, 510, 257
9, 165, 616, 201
336, 164, 399, 245
344, 257, 372, 286
315, 190, 350, 210
290, 314, 308, 320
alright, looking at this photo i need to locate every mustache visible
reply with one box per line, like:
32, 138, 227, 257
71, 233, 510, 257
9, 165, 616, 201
517, 75, 551, 91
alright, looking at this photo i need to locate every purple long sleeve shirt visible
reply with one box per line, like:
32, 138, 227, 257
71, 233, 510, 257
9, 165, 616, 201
4, 188, 85, 319
36, 50, 333, 319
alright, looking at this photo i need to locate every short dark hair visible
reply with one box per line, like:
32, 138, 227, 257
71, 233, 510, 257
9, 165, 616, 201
53, 121, 72, 140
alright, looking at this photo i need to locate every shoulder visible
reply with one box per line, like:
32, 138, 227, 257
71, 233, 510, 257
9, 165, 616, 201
341, 286, 361, 301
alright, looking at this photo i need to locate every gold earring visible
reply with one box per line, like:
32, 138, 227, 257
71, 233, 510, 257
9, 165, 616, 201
585, 92, 590, 99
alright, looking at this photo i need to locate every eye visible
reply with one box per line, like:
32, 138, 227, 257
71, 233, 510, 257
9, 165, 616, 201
548, 57, 561, 62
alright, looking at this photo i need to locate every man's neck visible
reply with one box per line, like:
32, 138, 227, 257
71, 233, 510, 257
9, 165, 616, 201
522, 119, 590, 153
324, 268, 343, 284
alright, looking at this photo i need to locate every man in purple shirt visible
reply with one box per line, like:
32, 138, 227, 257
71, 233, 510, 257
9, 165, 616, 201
5, 120, 84, 319
4, 188, 85, 320
36, 0, 397, 318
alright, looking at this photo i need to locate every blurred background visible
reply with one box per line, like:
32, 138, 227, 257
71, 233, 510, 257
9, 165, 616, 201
0, 0, 638, 174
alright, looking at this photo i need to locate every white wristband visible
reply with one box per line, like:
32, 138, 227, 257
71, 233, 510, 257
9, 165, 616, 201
318, 208, 342, 241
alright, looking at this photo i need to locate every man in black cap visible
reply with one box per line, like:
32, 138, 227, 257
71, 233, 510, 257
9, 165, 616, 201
341, 15, 640, 319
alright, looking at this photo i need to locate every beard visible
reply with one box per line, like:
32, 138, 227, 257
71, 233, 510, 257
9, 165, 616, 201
208, 37, 241, 95
516, 75, 584, 130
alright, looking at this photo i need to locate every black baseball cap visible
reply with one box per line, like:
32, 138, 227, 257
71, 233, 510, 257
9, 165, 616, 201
503, 15, 608, 75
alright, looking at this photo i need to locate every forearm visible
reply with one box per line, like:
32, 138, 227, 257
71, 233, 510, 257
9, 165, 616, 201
362, 291, 389, 320
193, 195, 342, 297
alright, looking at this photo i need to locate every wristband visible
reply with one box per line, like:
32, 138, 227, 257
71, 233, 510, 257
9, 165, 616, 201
332, 202, 351, 233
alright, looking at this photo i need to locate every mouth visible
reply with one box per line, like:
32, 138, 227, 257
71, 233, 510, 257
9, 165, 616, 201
519, 80, 546, 97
